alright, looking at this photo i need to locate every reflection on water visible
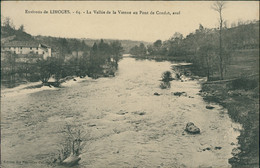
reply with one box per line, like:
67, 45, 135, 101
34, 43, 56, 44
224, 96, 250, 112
1, 57, 241, 168
160, 81, 171, 89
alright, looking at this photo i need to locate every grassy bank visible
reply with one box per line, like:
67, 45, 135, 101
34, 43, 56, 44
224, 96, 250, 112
200, 75, 259, 167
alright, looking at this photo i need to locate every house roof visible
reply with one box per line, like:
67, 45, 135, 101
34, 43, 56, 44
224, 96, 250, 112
40, 43, 51, 48
2, 41, 51, 48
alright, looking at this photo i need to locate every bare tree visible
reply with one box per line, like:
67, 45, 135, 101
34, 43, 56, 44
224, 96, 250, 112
212, 1, 226, 80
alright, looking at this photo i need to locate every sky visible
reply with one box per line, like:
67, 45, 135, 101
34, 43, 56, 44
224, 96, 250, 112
1, 1, 259, 42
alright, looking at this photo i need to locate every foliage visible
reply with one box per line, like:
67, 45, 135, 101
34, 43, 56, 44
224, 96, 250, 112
88, 39, 123, 76
146, 20, 259, 80
56, 123, 88, 164
110, 41, 124, 68
129, 43, 147, 56
159, 71, 173, 89
82, 39, 149, 54
231, 76, 259, 91
161, 71, 173, 82
35, 57, 63, 83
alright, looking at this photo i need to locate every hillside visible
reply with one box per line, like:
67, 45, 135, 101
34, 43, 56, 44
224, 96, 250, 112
1, 25, 149, 54
1, 26, 34, 42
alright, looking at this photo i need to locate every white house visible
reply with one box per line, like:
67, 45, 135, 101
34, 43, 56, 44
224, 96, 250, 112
1, 41, 52, 60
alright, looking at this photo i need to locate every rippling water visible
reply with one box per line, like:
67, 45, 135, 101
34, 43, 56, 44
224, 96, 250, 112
1, 58, 241, 168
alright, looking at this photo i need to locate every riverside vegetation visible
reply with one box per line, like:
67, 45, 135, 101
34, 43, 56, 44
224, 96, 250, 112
1, 17, 125, 88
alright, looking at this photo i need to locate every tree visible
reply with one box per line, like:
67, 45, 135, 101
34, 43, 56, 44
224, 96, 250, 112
36, 58, 62, 83
1, 51, 17, 84
139, 43, 147, 56
37, 59, 51, 83
170, 32, 183, 42
147, 45, 154, 55
2, 17, 11, 28
18, 24, 25, 32
167, 32, 185, 57
151, 40, 163, 55
153, 40, 162, 50
110, 41, 123, 69
129, 45, 139, 56
198, 45, 216, 80
212, 1, 226, 80
98, 39, 111, 62
129, 43, 146, 56
89, 40, 110, 75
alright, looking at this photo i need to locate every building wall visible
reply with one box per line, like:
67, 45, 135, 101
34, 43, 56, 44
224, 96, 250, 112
2, 45, 51, 60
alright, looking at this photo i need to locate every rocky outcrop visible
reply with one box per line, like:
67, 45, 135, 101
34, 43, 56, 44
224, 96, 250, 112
206, 105, 215, 109
185, 122, 200, 134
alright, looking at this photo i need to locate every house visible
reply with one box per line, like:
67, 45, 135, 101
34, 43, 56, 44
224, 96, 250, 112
1, 41, 52, 60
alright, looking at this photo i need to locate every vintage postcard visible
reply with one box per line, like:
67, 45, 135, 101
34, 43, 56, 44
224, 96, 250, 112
1, 1, 259, 168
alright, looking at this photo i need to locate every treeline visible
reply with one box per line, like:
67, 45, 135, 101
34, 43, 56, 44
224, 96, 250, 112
130, 20, 259, 80
83, 38, 149, 54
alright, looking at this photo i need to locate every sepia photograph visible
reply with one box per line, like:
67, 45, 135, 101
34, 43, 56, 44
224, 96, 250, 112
1, 1, 259, 168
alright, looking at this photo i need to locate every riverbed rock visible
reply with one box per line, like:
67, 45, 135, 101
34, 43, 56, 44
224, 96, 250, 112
214, 146, 222, 150
206, 105, 215, 109
154, 92, 160, 96
88, 124, 96, 127
133, 111, 146, 116
173, 92, 187, 97
62, 154, 81, 166
73, 78, 77, 81
203, 147, 211, 151
185, 122, 200, 134
117, 111, 128, 115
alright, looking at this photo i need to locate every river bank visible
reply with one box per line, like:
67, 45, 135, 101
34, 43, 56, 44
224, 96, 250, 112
200, 76, 259, 167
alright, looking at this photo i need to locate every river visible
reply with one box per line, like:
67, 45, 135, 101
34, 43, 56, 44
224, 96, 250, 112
1, 57, 241, 168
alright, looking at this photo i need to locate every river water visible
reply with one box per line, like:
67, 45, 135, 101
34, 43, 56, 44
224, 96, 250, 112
1, 57, 241, 168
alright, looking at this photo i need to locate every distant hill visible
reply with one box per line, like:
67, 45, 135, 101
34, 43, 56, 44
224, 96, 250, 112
81, 38, 150, 54
1, 25, 150, 54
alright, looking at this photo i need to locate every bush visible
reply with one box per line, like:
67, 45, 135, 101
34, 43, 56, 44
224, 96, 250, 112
54, 123, 88, 165
162, 71, 173, 82
232, 76, 258, 90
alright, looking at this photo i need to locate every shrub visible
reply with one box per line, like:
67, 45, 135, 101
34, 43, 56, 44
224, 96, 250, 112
54, 123, 88, 165
232, 76, 258, 90
162, 71, 173, 82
